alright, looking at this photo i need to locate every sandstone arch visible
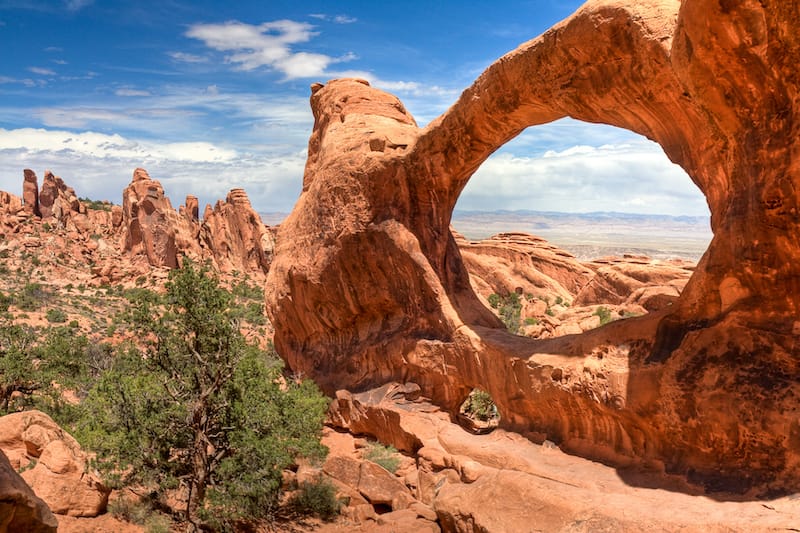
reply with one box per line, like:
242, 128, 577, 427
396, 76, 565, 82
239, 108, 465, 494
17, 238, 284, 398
267, 0, 800, 493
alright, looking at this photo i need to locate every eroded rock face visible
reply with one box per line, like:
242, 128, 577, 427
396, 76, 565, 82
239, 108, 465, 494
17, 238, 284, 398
121, 167, 196, 268
267, 0, 800, 493
22, 169, 39, 217
200, 188, 273, 274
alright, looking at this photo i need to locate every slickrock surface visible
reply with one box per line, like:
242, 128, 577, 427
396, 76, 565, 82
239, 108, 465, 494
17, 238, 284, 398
320, 384, 800, 532
266, 0, 800, 494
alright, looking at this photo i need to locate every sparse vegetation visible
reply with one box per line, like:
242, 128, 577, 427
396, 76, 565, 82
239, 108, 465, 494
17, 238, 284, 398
488, 292, 523, 334
45, 308, 67, 323
594, 306, 613, 325
288, 477, 341, 520
364, 441, 401, 473
460, 388, 499, 422
80, 197, 113, 211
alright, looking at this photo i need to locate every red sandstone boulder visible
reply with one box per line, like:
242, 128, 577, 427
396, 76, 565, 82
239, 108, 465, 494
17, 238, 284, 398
0, 411, 109, 518
0, 449, 57, 533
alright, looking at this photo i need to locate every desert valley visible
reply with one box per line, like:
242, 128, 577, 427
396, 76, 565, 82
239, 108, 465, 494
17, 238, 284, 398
4, 0, 800, 532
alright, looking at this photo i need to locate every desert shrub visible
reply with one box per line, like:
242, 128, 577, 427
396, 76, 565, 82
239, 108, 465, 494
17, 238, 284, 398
45, 308, 67, 323
364, 441, 401, 473
288, 478, 341, 520
16, 283, 49, 311
490, 292, 522, 334
524, 317, 539, 326
460, 389, 498, 422
594, 306, 613, 326
80, 197, 112, 211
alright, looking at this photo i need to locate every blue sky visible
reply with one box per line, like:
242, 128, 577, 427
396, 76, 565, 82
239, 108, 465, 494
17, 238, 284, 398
0, 0, 709, 217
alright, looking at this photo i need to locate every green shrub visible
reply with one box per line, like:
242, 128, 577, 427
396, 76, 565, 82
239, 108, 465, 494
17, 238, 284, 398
16, 283, 49, 311
524, 317, 539, 326
364, 441, 401, 474
288, 478, 341, 520
594, 306, 613, 325
77, 261, 329, 529
460, 389, 498, 422
45, 308, 67, 323
488, 292, 522, 334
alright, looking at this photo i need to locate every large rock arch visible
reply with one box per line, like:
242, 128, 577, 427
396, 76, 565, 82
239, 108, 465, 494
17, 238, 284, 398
267, 0, 800, 493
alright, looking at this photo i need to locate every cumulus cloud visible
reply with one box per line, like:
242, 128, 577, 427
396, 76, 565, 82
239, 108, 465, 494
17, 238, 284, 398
184, 19, 356, 79
459, 136, 708, 216
0, 128, 303, 213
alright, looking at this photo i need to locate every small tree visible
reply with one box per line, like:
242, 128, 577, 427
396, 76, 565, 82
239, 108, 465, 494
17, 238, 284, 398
78, 261, 329, 530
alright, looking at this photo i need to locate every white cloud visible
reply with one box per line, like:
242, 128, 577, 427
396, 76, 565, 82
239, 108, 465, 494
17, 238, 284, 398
459, 133, 708, 216
28, 66, 56, 76
115, 88, 152, 97
168, 51, 208, 64
308, 13, 357, 24
184, 19, 356, 79
0, 127, 303, 213
35, 108, 128, 128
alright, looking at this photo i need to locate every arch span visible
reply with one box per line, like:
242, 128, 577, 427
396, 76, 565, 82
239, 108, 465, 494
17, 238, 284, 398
267, 0, 800, 493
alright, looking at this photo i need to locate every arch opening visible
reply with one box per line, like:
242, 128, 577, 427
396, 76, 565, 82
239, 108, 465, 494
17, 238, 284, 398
451, 119, 711, 339
457, 388, 500, 435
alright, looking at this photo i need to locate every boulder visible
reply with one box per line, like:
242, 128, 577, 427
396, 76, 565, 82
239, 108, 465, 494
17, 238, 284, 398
0, 411, 109, 518
0, 449, 57, 533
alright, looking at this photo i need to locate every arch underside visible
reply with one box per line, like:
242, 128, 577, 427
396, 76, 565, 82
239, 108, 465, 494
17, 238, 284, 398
267, 0, 800, 494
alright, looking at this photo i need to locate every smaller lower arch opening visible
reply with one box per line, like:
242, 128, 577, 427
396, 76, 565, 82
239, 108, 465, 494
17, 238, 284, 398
457, 388, 501, 435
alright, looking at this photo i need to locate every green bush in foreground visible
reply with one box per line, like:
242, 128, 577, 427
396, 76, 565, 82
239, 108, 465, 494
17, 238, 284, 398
288, 478, 341, 521
76, 261, 329, 531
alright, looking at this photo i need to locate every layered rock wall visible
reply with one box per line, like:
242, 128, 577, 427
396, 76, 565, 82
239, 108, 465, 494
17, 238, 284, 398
267, 0, 800, 492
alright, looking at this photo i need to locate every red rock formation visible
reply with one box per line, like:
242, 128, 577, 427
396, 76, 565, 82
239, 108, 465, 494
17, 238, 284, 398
22, 169, 39, 217
327, 383, 800, 532
0, 411, 109, 518
38, 170, 85, 223
182, 195, 199, 222
121, 168, 200, 268
0, 449, 58, 533
200, 188, 272, 274
267, 0, 800, 493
